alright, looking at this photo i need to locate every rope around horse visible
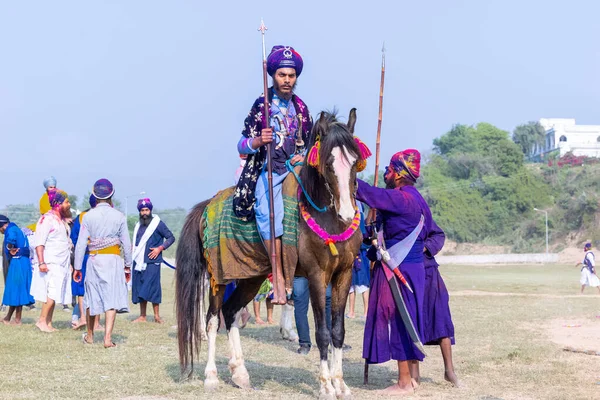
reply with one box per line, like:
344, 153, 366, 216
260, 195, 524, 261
285, 159, 327, 213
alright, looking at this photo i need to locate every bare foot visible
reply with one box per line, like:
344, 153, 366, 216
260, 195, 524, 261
267, 318, 275, 325
255, 318, 266, 325
2, 319, 10, 326
95, 324, 105, 332
346, 313, 356, 319
82, 333, 93, 345
47, 323, 58, 332
10, 320, 22, 326
154, 317, 165, 324
104, 341, 117, 348
240, 309, 251, 328
72, 319, 87, 330
132, 316, 147, 323
376, 382, 415, 396
444, 371, 461, 387
36, 321, 53, 333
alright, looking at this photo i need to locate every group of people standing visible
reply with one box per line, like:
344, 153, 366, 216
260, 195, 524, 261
1, 177, 175, 348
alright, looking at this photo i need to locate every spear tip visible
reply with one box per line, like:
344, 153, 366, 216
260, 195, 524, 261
382, 41, 386, 53
258, 18, 268, 34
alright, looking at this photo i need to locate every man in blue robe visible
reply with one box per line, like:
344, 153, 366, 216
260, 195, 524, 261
131, 198, 175, 324
1, 215, 34, 325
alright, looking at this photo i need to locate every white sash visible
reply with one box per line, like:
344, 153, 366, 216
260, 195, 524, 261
132, 215, 161, 272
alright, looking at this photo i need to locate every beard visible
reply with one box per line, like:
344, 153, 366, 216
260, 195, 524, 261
59, 205, 72, 220
140, 213, 153, 226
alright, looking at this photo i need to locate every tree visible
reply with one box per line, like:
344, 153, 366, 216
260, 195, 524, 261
433, 124, 477, 155
512, 121, 546, 157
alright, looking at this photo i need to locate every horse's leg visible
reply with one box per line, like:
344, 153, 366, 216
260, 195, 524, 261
330, 268, 353, 399
308, 274, 336, 400
280, 302, 298, 341
204, 284, 225, 391
222, 276, 265, 390
199, 272, 209, 341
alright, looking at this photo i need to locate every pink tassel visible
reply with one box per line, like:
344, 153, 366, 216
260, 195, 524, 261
307, 141, 320, 167
354, 137, 372, 159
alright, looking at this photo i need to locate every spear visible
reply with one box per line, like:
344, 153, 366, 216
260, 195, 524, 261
365, 42, 386, 387
258, 19, 281, 302
372, 42, 385, 190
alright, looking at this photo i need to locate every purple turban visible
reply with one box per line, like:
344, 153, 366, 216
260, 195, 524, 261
48, 188, 68, 208
0, 214, 9, 225
267, 45, 303, 77
584, 242, 592, 250
137, 198, 153, 211
89, 194, 98, 209
93, 178, 114, 200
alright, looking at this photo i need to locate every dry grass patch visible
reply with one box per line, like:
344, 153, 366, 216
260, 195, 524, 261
0, 264, 599, 399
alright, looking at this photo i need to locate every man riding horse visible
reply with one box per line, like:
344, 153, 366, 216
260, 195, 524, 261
234, 45, 312, 304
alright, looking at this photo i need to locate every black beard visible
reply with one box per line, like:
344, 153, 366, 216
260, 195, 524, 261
140, 213, 153, 226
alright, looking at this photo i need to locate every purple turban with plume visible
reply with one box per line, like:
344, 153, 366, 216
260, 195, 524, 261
93, 178, 114, 200
48, 188, 68, 208
137, 198, 153, 211
89, 194, 98, 209
389, 149, 421, 183
267, 45, 303, 77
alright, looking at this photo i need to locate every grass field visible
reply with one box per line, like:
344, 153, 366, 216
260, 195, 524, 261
1, 264, 599, 400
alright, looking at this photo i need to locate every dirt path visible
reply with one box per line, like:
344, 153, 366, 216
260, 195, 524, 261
451, 290, 600, 299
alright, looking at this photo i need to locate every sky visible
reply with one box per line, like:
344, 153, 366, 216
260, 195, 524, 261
1, 0, 599, 209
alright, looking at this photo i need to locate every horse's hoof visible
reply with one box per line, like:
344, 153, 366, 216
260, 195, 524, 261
319, 382, 337, 400
204, 376, 219, 392
333, 379, 352, 399
232, 373, 251, 390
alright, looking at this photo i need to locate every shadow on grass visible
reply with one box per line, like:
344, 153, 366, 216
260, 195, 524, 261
165, 356, 318, 396
239, 324, 300, 353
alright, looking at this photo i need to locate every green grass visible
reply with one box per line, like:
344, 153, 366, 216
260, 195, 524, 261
0, 265, 599, 399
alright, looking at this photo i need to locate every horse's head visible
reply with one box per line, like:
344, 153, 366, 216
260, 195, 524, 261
302, 109, 365, 222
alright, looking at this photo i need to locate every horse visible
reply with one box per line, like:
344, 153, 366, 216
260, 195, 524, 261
175, 109, 364, 399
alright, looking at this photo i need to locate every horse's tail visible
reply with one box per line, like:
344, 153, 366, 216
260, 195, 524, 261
176, 199, 210, 377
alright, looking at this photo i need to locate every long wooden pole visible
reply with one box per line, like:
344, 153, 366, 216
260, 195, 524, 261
258, 20, 278, 296
365, 43, 386, 385
368, 43, 386, 221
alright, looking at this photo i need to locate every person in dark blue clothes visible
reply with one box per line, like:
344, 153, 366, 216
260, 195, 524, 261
1, 215, 34, 325
131, 198, 175, 324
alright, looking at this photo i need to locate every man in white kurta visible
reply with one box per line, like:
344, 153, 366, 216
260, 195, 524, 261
33, 189, 72, 332
74, 178, 132, 348
579, 242, 599, 294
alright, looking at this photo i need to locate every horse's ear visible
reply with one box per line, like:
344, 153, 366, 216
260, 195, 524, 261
348, 108, 357, 134
317, 112, 328, 136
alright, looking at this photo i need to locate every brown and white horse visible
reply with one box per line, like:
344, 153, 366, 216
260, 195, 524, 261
175, 109, 363, 399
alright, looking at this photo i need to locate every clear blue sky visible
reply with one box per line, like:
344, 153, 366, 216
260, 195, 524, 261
1, 0, 598, 209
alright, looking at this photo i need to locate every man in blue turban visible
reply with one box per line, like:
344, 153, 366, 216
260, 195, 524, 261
233, 45, 313, 304
131, 198, 175, 323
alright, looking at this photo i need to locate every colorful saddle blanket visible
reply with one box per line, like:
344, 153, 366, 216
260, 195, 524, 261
202, 175, 300, 288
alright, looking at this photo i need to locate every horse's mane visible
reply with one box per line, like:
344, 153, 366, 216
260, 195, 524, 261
299, 110, 361, 210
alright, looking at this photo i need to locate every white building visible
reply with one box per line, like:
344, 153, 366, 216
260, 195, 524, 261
533, 118, 600, 158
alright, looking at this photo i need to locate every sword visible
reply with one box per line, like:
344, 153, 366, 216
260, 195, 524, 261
374, 225, 426, 356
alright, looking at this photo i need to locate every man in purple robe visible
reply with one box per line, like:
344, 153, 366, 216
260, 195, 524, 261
422, 220, 460, 387
357, 149, 432, 395
233, 45, 313, 304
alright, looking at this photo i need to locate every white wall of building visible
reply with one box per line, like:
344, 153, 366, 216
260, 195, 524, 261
535, 118, 600, 158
